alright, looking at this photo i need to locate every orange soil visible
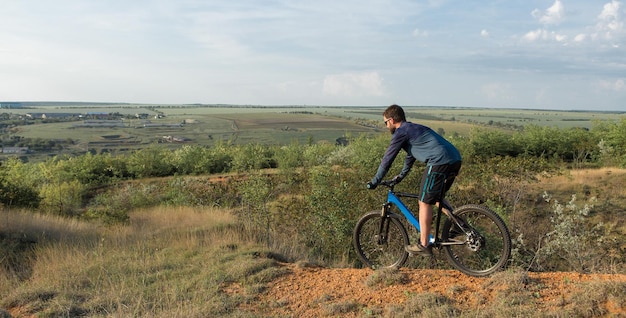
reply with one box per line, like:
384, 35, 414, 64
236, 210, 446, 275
241, 263, 626, 317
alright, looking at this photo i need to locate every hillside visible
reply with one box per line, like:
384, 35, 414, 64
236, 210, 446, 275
1, 168, 625, 317
4, 261, 625, 317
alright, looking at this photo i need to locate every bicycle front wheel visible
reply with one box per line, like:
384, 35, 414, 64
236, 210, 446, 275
353, 211, 409, 269
442, 204, 511, 277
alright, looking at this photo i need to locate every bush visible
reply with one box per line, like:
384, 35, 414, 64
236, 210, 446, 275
0, 157, 41, 209
170, 144, 233, 175
230, 144, 276, 172
51, 152, 128, 184
466, 128, 519, 158
126, 146, 176, 178
38, 180, 86, 217
305, 165, 364, 263
274, 142, 306, 170
533, 193, 617, 272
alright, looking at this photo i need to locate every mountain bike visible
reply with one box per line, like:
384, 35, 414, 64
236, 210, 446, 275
353, 179, 511, 277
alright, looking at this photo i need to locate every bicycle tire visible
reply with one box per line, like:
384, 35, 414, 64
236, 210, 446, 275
442, 204, 511, 277
353, 211, 409, 269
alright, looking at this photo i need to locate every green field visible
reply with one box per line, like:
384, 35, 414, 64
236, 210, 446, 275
12, 108, 377, 150
3, 103, 625, 159
345, 106, 623, 128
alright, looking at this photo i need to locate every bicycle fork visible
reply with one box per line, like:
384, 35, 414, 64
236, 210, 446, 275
376, 203, 392, 245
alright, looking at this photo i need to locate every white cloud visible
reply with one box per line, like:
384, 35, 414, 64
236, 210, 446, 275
522, 29, 568, 43
598, 0, 621, 21
532, 0, 565, 25
574, 33, 587, 42
2, 1, 626, 110
596, 78, 626, 91
595, 0, 624, 41
323, 71, 385, 97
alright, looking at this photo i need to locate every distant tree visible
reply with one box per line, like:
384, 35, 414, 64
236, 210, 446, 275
126, 146, 175, 178
466, 129, 519, 159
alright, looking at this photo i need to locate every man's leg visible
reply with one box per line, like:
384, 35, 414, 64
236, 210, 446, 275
418, 200, 432, 246
406, 165, 446, 255
405, 200, 434, 255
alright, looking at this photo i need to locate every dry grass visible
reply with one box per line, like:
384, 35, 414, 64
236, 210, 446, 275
386, 292, 459, 318
559, 280, 626, 317
539, 168, 626, 200
0, 208, 100, 243
0, 206, 285, 317
365, 268, 409, 289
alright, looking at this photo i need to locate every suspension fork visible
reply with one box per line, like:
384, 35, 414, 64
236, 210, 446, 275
376, 203, 392, 245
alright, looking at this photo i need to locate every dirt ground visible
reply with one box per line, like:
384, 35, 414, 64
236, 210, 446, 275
245, 263, 626, 317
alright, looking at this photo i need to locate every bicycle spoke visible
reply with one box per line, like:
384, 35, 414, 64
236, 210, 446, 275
442, 205, 511, 277
353, 212, 409, 269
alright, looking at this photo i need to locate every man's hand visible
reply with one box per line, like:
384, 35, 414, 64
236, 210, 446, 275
391, 175, 403, 184
366, 182, 377, 189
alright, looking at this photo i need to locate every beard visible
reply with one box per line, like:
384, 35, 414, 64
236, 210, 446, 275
389, 126, 396, 134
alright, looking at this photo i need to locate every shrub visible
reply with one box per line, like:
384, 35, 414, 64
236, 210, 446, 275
234, 172, 276, 244
230, 144, 276, 172
274, 142, 306, 170
38, 180, 86, 217
126, 146, 176, 178
51, 152, 128, 184
83, 188, 131, 224
534, 193, 616, 272
168, 144, 234, 175
0, 157, 41, 209
466, 128, 519, 158
305, 165, 363, 263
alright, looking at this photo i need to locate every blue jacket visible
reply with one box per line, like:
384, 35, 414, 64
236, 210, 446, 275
371, 121, 461, 185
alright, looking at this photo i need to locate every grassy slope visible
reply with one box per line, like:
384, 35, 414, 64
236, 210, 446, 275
1, 168, 625, 317
1, 207, 288, 317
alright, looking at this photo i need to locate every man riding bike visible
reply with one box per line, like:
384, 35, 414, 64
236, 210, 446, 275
367, 104, 462, 255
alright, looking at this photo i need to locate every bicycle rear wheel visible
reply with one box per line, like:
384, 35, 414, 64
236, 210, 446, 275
353, 211, 409, 269
442, 204, 511, 277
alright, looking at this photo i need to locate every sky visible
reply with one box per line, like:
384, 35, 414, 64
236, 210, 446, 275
1, 0, 625, 111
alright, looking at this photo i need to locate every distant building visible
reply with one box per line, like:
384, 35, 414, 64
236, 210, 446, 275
142, 123, 183, 128
25, 113, 79, 119
85, 112, 111, 119
162, 136, 189, 142
2, 147, 29, 154
73, 120, 126, 128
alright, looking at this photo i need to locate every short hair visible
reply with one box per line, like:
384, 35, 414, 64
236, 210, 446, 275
383, 104, 406, 122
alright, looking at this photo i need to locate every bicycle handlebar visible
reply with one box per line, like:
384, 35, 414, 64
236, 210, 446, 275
367, 179, 397, 190
380, 180, 397, 187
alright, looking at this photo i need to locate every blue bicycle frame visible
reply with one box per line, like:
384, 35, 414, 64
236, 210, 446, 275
385, 190, 437, 244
